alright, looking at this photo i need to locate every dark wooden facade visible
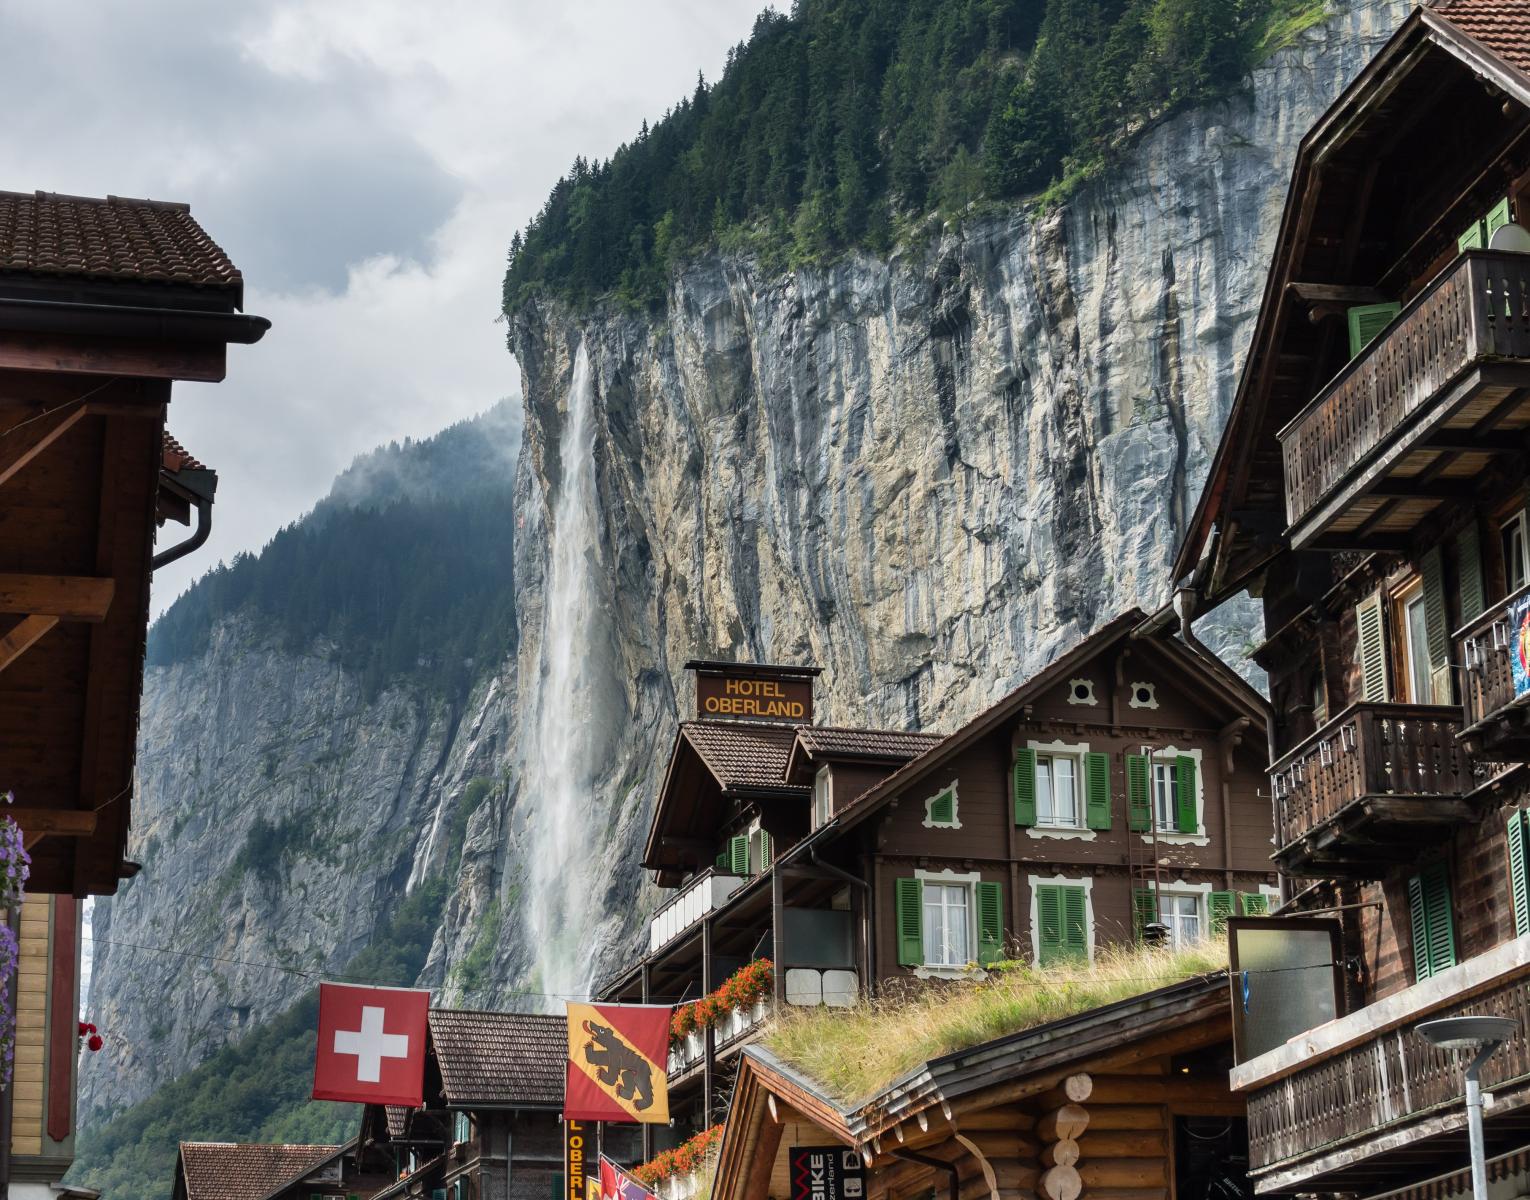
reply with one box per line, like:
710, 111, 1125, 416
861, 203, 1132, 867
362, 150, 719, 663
1175, 3, 1530, 1194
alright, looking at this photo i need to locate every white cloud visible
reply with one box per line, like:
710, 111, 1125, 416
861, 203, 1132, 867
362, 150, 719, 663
0, 0, 764, 607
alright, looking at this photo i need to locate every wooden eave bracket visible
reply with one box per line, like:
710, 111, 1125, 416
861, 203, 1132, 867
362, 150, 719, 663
1288, 281, 1385, 324
10, 807, 98, 852
0, 573, 116, 677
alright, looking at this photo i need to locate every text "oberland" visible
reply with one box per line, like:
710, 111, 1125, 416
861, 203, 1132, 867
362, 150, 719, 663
702, 678, 807, 719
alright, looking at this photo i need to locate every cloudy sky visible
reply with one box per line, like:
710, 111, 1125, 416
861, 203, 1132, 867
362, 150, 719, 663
0, 0, 763, 607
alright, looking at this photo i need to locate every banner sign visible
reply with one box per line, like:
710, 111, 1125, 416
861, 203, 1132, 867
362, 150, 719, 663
566, 1001, 672, 1124
565, 1120, 593, 1200
313, 982, 429, 1107
790, 1147, 865, 1200
600, 1155, 658, 1200
1511, 593, 1530, 698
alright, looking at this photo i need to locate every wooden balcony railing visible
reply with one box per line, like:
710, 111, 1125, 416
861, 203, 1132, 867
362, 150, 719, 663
1269, 703, 1469, 870
1279, 251, 1530, 529
1458, 584, 1530, 749
1238, 943, 1530, 1191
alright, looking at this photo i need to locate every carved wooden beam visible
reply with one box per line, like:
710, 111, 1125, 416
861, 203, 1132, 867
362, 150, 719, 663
0, 614, 58, 675
0, 574, 114, 621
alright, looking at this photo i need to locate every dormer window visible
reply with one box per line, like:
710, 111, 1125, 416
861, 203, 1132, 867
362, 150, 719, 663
813, 766, 832, 828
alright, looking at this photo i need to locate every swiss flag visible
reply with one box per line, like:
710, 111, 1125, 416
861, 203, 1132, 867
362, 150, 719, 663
312, 982, 429, 1107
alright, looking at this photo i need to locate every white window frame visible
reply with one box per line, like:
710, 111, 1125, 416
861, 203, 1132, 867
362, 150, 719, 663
1399, 580, 1432, 705
1128, 681, 1159, 710
813, 766, 832, 829
1024, 738, 1096, 842
1138, 745, 1208, 847
1065, 678, 1097, 706
1026, 872, 1095, 964
921, 780, 961, 829
913, 868, 982, 979
1150, 880, 1213, 950
1504, 511, 1529, 595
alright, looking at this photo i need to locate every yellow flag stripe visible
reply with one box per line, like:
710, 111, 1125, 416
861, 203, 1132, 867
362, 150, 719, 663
566, 1002, 670, 1123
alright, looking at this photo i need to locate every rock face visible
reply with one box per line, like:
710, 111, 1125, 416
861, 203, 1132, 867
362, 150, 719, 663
82, 0, 1408, 1128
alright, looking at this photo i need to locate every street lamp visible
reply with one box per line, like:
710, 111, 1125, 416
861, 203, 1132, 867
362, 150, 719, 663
1417, 1015, 1518, 1200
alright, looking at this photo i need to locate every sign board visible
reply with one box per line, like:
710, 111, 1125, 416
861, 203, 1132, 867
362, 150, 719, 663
565, 1120, 592, 1200
1511, 593, 1530, 698
696, 673, 813, 723
789, 1146, 865, 1200
1228, 917, 1343, 1064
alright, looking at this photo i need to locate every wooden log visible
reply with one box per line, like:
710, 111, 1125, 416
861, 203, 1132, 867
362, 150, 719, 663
955, 1163, 1037, 1200
1076, 1129, 1167, 1159
954, 1132, 1038, 1160
954, 1106, 1036, 1132
1085, 1076, 1229, 1106
0, 574, 114, 621
1039, 1139, 1078, 1168
1077, 1160, 1169, 1190
1035, 1104, 1089, 1143
1083, 1106, 1164, 1131
1034, 1073, 1092, 1110
1037, 1165, 1081, 1200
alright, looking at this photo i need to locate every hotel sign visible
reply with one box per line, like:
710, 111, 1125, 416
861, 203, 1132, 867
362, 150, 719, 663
565, 1119, 592, 1200
696, 674, 813, 723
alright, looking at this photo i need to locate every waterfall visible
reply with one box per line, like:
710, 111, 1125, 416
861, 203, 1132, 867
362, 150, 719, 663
523, 342, 610, 1002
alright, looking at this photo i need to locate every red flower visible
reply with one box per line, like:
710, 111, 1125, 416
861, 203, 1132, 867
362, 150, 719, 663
86, 1034, 102, 1052
78, 1021, 88, 1037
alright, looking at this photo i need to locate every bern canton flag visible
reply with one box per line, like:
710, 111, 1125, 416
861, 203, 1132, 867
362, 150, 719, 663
313, 982, 430, 1107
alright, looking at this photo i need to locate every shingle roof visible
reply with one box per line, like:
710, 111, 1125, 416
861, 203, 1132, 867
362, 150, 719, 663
1434, 0, 1530, 74
0, 190, 241, 291
792, 726, 943, 762
163, 431, 207, 473
681, 721, 807, 793
428, 1010, 565, 1106
179, 1143, 340, 1200
383, 1106, 411, 1139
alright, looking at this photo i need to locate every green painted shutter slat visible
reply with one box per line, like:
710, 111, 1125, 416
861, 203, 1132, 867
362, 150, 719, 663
1175, 755, 1198, 834
1422, 546, 1451, 702
1408, 871, 1431, 981
895, 877, 923, 966
929, 789, 955, 825
1357, 591, 1390, 702
1488, 197, 1513, 242
1013, 748, 1037, 827
1348, 302, 1401, 358
1084, 752, 1111, 830
1062, 886, 1088, 960
1126, 755, 1151, 832
1133, 889, 1157, 940
976, 881, 1003, 965
1036, 885, 1063, 965
1240, 892, 1270, 917
1209, 891, 1235, 933
1458, 525, 1485, 624
760, 829, 774, 865
716, 849, 728, 870
1425, 862, 1457, 975
1460, 221, 1486, 253
729, 835, 749, 875
1509, 811, 1530, 938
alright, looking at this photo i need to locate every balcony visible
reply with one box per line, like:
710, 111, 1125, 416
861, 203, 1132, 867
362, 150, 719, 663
1459, 585, 1530, 759
1269, 703, 1474, 878
1279, 251, 1530, 551
1233, 938, 1530, 1194
649, 869, 745, 954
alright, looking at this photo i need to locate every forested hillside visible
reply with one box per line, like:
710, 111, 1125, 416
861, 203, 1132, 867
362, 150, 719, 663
503, 0, 1326, 307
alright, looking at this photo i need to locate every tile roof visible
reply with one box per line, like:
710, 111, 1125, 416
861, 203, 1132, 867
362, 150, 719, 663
1434, 0, 1530, 74
383, 1106, 411, 1139
681, 721, 807, 793
179, 1143, 340, 1200
163, 431, 208, 473
0, 190, 241, 290
428, 1009, 565, 1106
793, 726, 943, 762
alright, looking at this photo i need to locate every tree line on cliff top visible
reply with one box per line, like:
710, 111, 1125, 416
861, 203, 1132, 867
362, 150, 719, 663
503, 0, 1323, 310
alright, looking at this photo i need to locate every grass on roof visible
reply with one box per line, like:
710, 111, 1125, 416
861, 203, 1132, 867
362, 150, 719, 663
762, 939, 1227, 1105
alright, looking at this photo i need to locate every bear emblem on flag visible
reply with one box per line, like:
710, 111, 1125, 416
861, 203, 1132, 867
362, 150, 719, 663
565, 1002, 671, 1124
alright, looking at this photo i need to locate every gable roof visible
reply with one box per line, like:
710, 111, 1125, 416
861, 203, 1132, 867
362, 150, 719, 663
680, 721, 807, 794
1434, 0, 1530, 77
784, 726, 943, 781
178, 1142, 342, 1200
829, 611, 1266, 833
428, 1009, 564, 1107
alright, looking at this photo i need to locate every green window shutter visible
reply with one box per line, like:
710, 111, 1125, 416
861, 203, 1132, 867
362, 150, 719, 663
929, 788, 955, 825
1126, 755, 1151, 831
1062, 886, 1088, 960
895, 877, 924, 966
1239, 892, 1270, 917
1460, 220, 1486, 253
1175, 755, 1198, 834
1508, 811, 1530, 938
976, 881, 1003, 965
1132, 889, 1157, 940
760, 829, 774, 865
1357, 591, 1390, 702
1084, 752, 1111, 830
729, 835, 749, 875
1408, 871, 1431, 981
1013, 748, 1037, 827
715, 849, 728, 871
1409, 863, 1458, 980
1036, 885, 1063, 965
1458, 524, 1485, 625
1422, 546, 1450, 702
1348, 302, 1401, 359
1487, 197, 1513, 242
1209, 891, 1235, 933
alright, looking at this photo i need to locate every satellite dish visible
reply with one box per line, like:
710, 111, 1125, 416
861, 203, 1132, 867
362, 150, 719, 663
1489, 221, 1530, 253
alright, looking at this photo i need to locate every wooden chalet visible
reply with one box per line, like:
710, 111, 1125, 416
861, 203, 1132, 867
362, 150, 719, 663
171, 1140, 395, 1200
711, 973, 1245, 1200
599, 619, 1272, 1150
1171, 0, 1530, 1194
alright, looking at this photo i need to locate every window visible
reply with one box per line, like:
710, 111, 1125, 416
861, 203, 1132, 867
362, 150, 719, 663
453, 1110, 471, 1144
1034, 882, 1089, 965
813, 767, 831, 828
1158, 894, 1202, 948
747, 821, 773, 874
1152, 761, 1178, 833
1066, 678, 1096, 706
1407, 861, 1457, 981
1128, 682, 1158, 710
1036, 755, 1079, 828
923, 784, 959, 828
1504, 512, 1529, 596
718, 834, 749, 876
1312, 674, 1328, 727
1130, 751, 1199, 836
922, 883, 971, 967
1402, 584, 1432, 704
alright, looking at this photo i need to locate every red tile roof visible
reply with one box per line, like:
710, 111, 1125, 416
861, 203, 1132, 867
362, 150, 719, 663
792, 726, 943, 762
0, 191, 241, 290
680, 721, 807, 793
179, 1142, 341, 1200
1434, 0, 1530, 74
428, 1009, 565, 1106
163, 431, 208, 473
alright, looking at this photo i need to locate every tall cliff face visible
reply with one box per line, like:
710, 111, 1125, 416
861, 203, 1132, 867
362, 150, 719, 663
82, 0, 1407, 1133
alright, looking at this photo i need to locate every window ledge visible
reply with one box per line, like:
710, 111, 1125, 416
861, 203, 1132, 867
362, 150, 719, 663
1026, 827, 1097, 841
912, 964, 989, 982
1141, 832, 1209, 847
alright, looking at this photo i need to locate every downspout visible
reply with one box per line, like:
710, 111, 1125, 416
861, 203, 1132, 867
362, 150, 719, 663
888, 1149, 958, 1200
1173, 586, 1215, 660
1218, 717, 1252, 890
151, 494, 213, 572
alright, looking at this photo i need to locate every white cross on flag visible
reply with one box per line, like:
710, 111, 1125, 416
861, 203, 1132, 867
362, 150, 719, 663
313, 982, 429, 1107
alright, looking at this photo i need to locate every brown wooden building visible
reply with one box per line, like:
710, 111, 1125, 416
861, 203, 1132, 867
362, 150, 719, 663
1172, 1, 1530, 1194
712, 973, 1245, 1200
599, 616, 1272, 1146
